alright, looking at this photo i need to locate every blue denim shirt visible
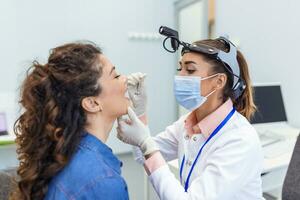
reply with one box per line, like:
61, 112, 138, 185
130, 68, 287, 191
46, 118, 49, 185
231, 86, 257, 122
45, 133, 129, 200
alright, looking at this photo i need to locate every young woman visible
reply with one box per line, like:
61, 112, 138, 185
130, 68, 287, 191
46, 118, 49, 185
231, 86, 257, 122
117, 38, 264, 199
11, 42, 130, 200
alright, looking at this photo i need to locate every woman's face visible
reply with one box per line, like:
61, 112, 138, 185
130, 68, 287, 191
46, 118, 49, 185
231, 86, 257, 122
96, 54, 130, 118
178, 52, 220, 97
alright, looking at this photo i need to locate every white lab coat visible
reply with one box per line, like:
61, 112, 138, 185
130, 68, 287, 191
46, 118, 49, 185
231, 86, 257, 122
135, 111, 264, 200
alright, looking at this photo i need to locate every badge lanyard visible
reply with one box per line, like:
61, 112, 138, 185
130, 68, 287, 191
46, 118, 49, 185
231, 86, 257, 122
179, 107, 236, 192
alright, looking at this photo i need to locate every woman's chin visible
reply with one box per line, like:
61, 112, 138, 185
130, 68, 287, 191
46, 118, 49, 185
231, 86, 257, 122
114, 99, 132, 118
118, 100, 131, 116
123, 97, 132, 108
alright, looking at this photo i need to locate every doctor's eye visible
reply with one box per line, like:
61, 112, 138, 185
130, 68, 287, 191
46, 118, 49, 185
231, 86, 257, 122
186, 69, 196, 74
114, 74, 120, 79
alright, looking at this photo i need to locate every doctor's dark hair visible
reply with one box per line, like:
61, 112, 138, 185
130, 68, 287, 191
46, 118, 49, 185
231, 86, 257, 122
10, 42, 103, 200
193, 39, 256, 120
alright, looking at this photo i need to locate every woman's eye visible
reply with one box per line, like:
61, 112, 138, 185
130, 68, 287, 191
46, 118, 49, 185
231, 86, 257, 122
114, 74, 120, 79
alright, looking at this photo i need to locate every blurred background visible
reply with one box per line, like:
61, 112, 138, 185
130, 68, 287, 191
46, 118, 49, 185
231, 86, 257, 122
1, 0, 300, 199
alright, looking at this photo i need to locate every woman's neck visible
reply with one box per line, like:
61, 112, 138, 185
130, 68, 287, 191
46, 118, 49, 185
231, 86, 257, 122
195, 95, 224, 123
85, 114, 115, 143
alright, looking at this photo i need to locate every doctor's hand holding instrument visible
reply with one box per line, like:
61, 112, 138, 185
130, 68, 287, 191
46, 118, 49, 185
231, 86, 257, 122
118, 26, 264, 200
127, 72, 147, 117
124, 72, 150, 163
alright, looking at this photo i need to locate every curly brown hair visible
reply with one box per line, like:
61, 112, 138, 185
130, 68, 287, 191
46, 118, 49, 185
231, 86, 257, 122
10, 42, 103, 200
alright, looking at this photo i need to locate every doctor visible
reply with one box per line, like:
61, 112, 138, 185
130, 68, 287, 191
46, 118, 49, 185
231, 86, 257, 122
117, 34, 264, 199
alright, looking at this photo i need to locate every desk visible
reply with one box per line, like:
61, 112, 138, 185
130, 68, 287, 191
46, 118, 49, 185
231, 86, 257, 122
0, 135, 15, 146
263, 139, 296, 173
0, 144, 18, 170
0, 135, 17, 170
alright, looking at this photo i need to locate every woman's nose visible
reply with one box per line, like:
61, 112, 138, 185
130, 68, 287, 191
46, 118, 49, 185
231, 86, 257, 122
123, 75, 128, 84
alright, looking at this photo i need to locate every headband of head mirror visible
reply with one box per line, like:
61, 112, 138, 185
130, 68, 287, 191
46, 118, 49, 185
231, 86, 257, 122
159, 25, 245, 99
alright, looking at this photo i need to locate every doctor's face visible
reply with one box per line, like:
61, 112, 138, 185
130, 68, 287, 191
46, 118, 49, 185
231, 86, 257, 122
95, 55, 130, 118
178, 52, 219, 97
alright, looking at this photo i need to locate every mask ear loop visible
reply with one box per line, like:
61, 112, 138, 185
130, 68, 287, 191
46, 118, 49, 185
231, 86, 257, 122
201, 73, 221, 81
205, 89, 216, 98
201, 73, 221, 98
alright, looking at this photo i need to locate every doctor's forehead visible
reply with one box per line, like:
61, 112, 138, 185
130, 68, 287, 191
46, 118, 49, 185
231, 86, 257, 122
180, 52, 206, 65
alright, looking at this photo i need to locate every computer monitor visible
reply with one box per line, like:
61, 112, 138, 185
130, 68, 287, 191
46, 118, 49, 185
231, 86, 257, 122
250, 84, 287, 124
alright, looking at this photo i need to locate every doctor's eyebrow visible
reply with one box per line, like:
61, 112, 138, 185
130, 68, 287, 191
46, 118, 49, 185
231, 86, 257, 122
109, 66, 116, 75
179, 61, 198, 66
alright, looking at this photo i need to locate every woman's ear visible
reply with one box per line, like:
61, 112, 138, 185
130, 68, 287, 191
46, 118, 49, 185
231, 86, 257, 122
81, 97, 103, 113
215, 73, 227, 90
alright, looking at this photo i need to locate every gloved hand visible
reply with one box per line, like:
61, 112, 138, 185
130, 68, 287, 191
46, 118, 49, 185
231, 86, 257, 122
117, 107, 158, 156
132, 146, 145, 165
127, 72, 147, 117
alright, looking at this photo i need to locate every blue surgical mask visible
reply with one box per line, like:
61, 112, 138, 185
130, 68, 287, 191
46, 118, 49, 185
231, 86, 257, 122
174, 74, 218, 111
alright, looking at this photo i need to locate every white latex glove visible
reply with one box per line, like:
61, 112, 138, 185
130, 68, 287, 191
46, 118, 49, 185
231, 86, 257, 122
117, 107, 158, 156
132, 146, 145, 165
127, 72, 147, 117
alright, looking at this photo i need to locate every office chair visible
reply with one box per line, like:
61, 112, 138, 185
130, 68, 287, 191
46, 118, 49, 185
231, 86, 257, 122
282, 134, 300, 200
0, 168, 17, 200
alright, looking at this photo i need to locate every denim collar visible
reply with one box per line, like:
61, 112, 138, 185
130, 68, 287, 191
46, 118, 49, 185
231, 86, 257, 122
79, 132, 122, 174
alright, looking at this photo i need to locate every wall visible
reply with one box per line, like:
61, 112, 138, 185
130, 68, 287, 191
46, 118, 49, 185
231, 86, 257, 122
215, 0, 300, 128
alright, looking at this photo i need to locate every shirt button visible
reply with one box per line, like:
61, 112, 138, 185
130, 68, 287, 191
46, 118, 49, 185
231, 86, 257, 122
192, 136, 197, 141
184, 134, 189, 140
